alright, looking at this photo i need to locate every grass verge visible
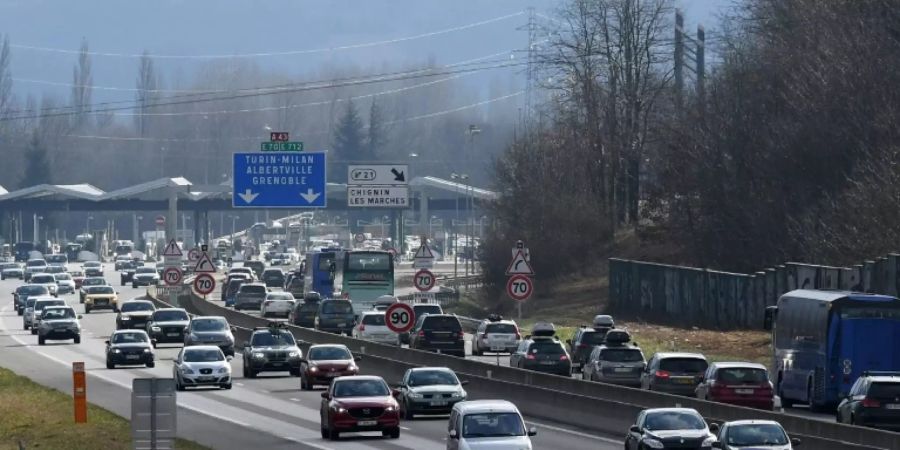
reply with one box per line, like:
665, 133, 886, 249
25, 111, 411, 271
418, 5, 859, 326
0, 367, 209, 450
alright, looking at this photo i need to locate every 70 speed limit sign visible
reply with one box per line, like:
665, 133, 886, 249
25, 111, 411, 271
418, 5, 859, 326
162, 267, 183, 286
413, 269, 435, 292
506, 275, 533, 301
193, 273, 216, 296
385, 302, 416, 333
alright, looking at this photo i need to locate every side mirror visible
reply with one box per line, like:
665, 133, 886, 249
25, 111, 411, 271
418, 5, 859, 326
320, 392, 329, 399
448, 429, 458, 439
354, 356, 362, 362
104, 340, 110, 345
391, 389, 401, 398
151, 338, 157, 345
763, 306, 777, 331
711, 443, 723, 449
226, 355, 233, 361
527, 427, 537, 437
708, 423, 720, 433
791, 438, 802, 447
231, 327, 237, 332
629, 425, 640, 434
565, 339, 572, 345
460, 380, 470, 386
77, 315, 83, 319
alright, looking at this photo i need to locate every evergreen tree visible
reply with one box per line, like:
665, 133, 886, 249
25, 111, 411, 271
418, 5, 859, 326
367, 98, 387, 159
331, 100, 365, 182
21, 131, 51, 187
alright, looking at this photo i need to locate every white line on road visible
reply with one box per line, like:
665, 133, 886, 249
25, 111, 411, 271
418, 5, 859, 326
526, 420, 621, 444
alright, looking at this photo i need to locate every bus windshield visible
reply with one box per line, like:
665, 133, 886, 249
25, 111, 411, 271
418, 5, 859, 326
346, 253, 391, 271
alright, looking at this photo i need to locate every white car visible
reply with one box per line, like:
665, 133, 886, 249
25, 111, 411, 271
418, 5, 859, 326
713, 420, 799, 450
173, 345, 232, 390
29, 273, 59, 296
352, 311, 398, 345
260, 292, 295, 318
446, 400, 535, 450
29, 297, 67, 333
54, 273, 77, 294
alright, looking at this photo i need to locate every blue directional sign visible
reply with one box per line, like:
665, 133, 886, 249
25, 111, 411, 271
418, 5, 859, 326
232, 152, 327, 208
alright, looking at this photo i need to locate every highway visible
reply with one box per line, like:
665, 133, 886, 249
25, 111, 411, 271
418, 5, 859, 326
0, 264, 621, 450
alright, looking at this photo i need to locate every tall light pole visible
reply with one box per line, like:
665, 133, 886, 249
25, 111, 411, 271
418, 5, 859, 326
86, 215, 94, 236
465, 125, 481, 277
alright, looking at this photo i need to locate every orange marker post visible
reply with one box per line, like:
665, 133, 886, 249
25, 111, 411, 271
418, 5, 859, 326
72, 361, 87, 423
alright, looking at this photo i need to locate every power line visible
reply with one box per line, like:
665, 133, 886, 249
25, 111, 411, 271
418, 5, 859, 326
10, 12, 525, 59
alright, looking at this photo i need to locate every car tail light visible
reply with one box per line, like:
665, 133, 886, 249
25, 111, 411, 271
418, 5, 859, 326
710, 382, 730, 397
514, 330, 521, 339
358, 324, 365, 331
862, 397, 881, 408
655, 370, 670, 379
559, 355, 569, 361
526, 354, 536, 360
418, 330, 425, 337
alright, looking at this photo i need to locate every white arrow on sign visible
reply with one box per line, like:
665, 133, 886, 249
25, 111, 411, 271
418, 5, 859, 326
300, 188, 321, 204
238, 188, 259, 204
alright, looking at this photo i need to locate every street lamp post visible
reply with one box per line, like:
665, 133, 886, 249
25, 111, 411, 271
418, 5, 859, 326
86, 216, 94, 236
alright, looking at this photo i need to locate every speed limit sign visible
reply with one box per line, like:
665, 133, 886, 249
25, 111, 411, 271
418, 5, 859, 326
506, 275, 533, 301
413, 269, 435, 292
385, 302, 415, 333
193, 273, 216, 296
162, 267, 183, 286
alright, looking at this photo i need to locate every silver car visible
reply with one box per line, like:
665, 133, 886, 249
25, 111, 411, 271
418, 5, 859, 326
352, 311, 399, 345
30, 273, 59, 296
54, 273, 77, 294
582, 344, 646, 387
173, 345, 232, 390
472, 318, 521, 355
396, 367, 468, 419
28, 297, 67, 334
37, 306, 82, 345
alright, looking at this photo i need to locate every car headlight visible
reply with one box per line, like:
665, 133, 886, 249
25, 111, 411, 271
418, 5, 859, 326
385, 405, 396, 412
702, 436, 717, 447
288, 351, 300, 358
408, 391, 423, 399
151, 326, 161, 332
143, 348, 151, 353
347, 365, 358, 372
121, 317, 131, 321
217, 367, 229, 374
333, 406, 347, 414
642, 438, 665, 449
113, 349, 121, 353
451, 390, 465, 398
182, 368, 194, 375
309, 366, 318, 373
252, 352, 265, 359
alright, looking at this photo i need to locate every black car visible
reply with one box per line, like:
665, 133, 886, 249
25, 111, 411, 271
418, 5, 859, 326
242, 323, 303, 378
84, 263, 103, 278
105, 329, 155, 369
146, 308, 190, 346
314, 299, 356, 335
567, 327, 609, 371
119, 261, 138, 285
13, 284, 50, 315
509, 335, 572, 376
290, 293, 321, 328
261, 268, 285, 289
234, 283, 268, 311
838, 371, 900, 430
116, 300, 157, 330
624, 408, 718, 450
131, 266, 159, 288
244, 260, 265, 279
399, 303, 444, 345
408, 314, 465, 357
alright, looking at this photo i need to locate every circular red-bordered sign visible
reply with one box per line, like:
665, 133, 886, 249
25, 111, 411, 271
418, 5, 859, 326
354, 233, 366, 244
155, 215, 166, 226
193, 273, 216, 296
413, 269, 435, 292
188, 248, 201, 262
506, 274, 533, 301
385, 302, 415, 333
162, 267, 183, 286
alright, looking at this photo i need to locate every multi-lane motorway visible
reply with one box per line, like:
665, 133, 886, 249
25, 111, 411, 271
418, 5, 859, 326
0, 264, 620, 450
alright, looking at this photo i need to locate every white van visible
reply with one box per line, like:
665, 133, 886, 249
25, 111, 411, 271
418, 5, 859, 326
446, 400, 535, 450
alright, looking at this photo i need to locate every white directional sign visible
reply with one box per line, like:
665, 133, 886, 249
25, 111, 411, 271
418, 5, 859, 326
348, 164, 409, 185
193, 253, 217, 273
347, 186, 409, 208
505, 250, 535, 276
161, 239, 182, 257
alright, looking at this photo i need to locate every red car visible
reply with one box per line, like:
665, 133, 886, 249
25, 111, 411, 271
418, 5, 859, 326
70, 270, 86, 289
300, 344, 360, 390
319, 375, 400, 440
695, 362, 774, 410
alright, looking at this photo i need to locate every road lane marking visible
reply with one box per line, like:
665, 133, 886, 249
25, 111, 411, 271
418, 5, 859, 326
526, 420, 621, 444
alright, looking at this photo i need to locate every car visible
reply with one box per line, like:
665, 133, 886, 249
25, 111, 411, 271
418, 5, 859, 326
583, 343, 646, 387
695, 362, 774, 410
44, 265, 66, 275
300, 344, 360, 390
54, 273, 77, 295
314, 299, 356, 335
399, 303, 444, 345
27, 297, 66, 334
83, 285, 119, 313
0, 262, 24, 280
713, 420, 800, 449
234, 282, 268, 311
261, 292, 295, 318
624, 408, 718, 450
114, 256, 131, 271
446, 400, 536, 450
173, 345, 232, 390
472, 315, 521, 355
286, 275, 305, 298
319, 375, 400, 440
509, 323, 571, 376
567, 326, 611, 371
145, 308, 190, 346
837, 371, 900, 430
183, 316, 236, 357
20, 297, 39, 330
290, 293, 321, 328
24, 258, 48, 281
29, 273, 59, 297
45, 254, 67, 267
83, 261, 103, 277
105, 329, 155, 369
352, 311, 398, 345
155, 262, 166, 277
227, 266, 255, 281
243, 260, 265, 279
242, 323, 303, 378
408, 314, 465, 357
68, 269, 85, 288
270, 255, 286, 266
119, 261, 138, 285
36, 306, 82, 345
131, 266, 160, 288
13, 284, 50, 315
641, 352, 709, 395
222, 276, 250, 306
395, 367, 468, 419
79, 277, 108, 303
116, 300, 157, 330
261, 268, 285, 288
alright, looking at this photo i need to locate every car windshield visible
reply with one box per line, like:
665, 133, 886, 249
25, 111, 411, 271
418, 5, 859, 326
299, 304, 319, 315
26, 260, 46, 267
240, 285, 267, 295
251, 332, 295, 346
726, 424, 788, 446
424, 316, 461, 331
601, 348, 644, 362
88, 286, 114, 294
153, 310, 189, 322
25, 298, 37, 307
183, 349, 225, 362
36, 301, 64, 311
529, 341, 565, 355
42, 308, 75, 320
121, 302, 155, 312
309, 346, 351, 360
644, 412, 707, 431
486, 323, 517, 334
21, 286, 48, 294
84, 262, 100, 267
362, 314, 386, 325
70, 271, 84, 277
333, 379, 389, 398
414, 305, 442, 315
659, 358, 708, 373
83, 278, 106, 286
267, 293, 293, 301
32, 275, 54, 283
0, 263, 16, 270
870, 382, 900, 397
408, 370, 458, 387
580, 331, 606, 345
321, 301, 353, 314
718, 367, 768, 384
55, 274, 72, 280
112, 332, 148, 343
191, 319, 227, 332
462, 413, 525, 438
136, 268, 155, 274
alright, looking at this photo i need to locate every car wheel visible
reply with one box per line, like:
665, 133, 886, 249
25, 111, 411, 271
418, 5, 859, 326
221, 383, 232, 390
387, 427, 400, 439
30, 328, 37, 335
289, 368, 301, 377
23, 323, 28, 331
38, 336, 45, 346
107, 360, 115, 369
320, 426, 328, 439
247, 367, 257, 378
85, 306, 91, 314
301, 375, 311, 390
146, 361, 154, 368
132, 284, 137, 289
176, 380, 185, 391
402, 401, 414, 420
74, 336, 80, 344
16, 309, 23, 316
80, 297, 84, 304
121, 280, 126, 286
328, 428, 339, 441
850, 414, 856, 426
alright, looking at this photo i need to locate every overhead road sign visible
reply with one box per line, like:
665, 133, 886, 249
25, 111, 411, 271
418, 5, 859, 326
385, 302, 415, 334
270, 132, 290, 141
232, 152, 326, 208
505, 250, 535, 276
261, 142, 304, 152
507, 274, 533, 301
347, 186, 409, 208
161, 239, 182, 257
348, 164, 409, 185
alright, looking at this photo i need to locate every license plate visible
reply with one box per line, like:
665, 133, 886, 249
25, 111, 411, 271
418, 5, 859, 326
614, 367, 632, 373
126, 355, 140, 360
430, 401, 448, 406
357, 420, 377, 426
327, 372, 339, 377
166, 333, 180, 337
491, 345, 505, 351
886, 404, 900, 410
540, 361, 556, 365
272, 362, 283, 366
337, 323, 346, 327
676, 378, 695, 384
735, 388, 754, 395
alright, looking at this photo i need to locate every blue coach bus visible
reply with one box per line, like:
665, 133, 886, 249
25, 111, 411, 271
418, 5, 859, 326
303, 248, 342, 299
764, 290, 900, 410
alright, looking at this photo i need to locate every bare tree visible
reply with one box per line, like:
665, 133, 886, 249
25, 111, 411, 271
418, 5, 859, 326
70, 38, 93, 130
135, 50, 159, 136
0, 34, 11, 121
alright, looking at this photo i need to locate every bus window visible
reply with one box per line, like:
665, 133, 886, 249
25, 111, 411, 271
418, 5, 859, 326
347, 253, 391, 271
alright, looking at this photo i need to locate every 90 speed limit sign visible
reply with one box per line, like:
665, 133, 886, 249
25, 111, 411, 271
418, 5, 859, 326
162, 267, 183, 286
413, 269, 435, 292
506, 275, 533, 301
193, 273, 216, 296
385, 302, 416, 333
